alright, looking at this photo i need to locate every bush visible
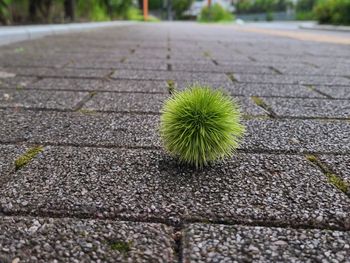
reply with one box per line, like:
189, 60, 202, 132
198, 3, 234, 22
314, 0, 350, 25
173, 0, 194, 19
160, 85, 245, 168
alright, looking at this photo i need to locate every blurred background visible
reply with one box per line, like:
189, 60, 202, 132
0, 0, 349, 26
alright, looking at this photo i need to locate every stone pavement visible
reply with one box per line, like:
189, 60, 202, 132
0, 22, 349, 262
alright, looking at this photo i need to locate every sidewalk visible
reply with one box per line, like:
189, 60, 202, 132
0, 22, 349, 262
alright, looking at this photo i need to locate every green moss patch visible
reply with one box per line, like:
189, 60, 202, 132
15, 146, 43, 171
109, 240, 132, 254
306, 155, 349, 194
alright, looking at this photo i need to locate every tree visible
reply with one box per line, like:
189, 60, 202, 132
64, 0, 75, 21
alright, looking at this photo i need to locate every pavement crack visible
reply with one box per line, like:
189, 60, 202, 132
306, 155, 349, 197
305, 85, 333, 99
251, 96, 278, 118
73, 91, 97, 111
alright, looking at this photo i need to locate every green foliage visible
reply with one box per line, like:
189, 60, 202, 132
0, 0, 13, 24
314, 0, 350, 25
173, 0, 194, 19
109, 240, 132, 253
295, 11, 315, 20
236, 0, 292, 14
160, 85, 245, 168
265, 11, 274, 20
149, 0, 163, 10
198, 3, 234, 22
126, 6, 159, 21
15, 146, 43, 171
296, 0, 316, 11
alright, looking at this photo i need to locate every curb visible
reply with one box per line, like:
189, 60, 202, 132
0, 21, 137, 46
299, 24, 350, 32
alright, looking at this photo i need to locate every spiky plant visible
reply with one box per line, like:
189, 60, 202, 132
160, 84, 245, 168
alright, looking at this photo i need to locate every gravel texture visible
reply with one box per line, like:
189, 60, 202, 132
0, 77, 36, 89
0, 145, 26, 177
315, 85, 350, 99
29, 78, 106, 91
234, 74, 350, 86
0, 216, 175, 263
263, 97, 350, 118
183, 223, 350, 263
0, 90, 88, 110
1, 146, 350, 229
318, 154, 350, 193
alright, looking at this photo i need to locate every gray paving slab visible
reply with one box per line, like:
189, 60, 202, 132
100, 80, 168, 93
82, 93, 265, 116
0, 216, 175, 263
315, 85, 350, 99
69, 61, 167, 71
1, 147, 350, 229
318, 154, 350, 188
1, 109, 349, 153
5, 67, 111, 78
227, 83, 324, 98
0, 77, 37, 90
111, 69, 229, 83
243, 119, 350, 154
83, 93, 169, 113
0, 145, 26, 177
234, 74, 350, 86
263, 98, 350, 118
0, 90, 88, 110
0, 109, 159, 147
29, 78, 106, 91
183, 224, 350, 263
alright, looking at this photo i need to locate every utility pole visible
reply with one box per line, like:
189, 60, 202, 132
143, 0, 148, 21
208, 0, 212, 7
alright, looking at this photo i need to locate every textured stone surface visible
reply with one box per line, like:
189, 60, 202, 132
243, 119, 350, 154
183, 224, 350, 263
0, 77, 36, 89
1, 147, 350, 229
264, 98, 350, 118
83, 93, 265, 115
29, 78, 106, 91
315, 85, 350, 99
0, 216, 175, 263
0, 145, 26, 177
0, 90, 88, 110
318, 154, 350, 187
234, 74, 350, 86
228, 83, 324, 98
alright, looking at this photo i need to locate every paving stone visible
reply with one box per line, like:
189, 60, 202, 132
1, 147, 350, 229
183, 224, 350, 263
1, 109, 349, 153
318, 154, 350, 192
0, 77, 37, 89
82, 93, 265, 116
6, 67, 111, 78
100, 80, 168, 93
234, 74, 350, 86
0, 145, 26, 177
243, 119, 350, 154
69, 61, 167, 71
0, 216, 175, 263
111, 69, 229, 82
227, 83, 324, 98
263, 98, 350, 118
315, 86, 350, 99
83, 93, 169, 113
0, 109, 159, 147
0, 90, 88, 110
29, 78, 106, 91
